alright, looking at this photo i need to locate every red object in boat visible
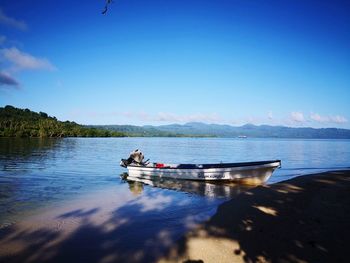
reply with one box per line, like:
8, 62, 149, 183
155, 163, 165, 168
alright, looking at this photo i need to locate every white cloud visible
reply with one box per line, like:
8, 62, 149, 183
329, 115, 348, 124
290, 111, 305, 123
0, 47, 56, 89
68, 109, 348, 128
310, 113, 328, 123
0, 8, 27, 31
310, 113, 348, 124
1, 47, 56, 71
121, 111, 223, 123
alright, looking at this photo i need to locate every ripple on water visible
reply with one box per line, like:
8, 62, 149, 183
0, 137, 349, 227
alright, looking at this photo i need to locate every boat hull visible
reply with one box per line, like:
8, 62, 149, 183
126, 161, 281, 185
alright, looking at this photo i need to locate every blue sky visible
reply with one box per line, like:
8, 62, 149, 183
0, 0, 349, 128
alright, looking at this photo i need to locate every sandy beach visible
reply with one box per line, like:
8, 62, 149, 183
161, 170, 350, 263
1, 170, 350, 263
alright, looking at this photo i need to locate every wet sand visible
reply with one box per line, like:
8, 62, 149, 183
160, 170, 350, 263
1, 170, 350, 263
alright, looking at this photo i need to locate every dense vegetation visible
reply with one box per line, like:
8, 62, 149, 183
91, 125, 214, 137
0, 105, 125, 137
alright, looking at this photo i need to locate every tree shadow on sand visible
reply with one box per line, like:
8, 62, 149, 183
0, 181, 241, 263
1, 171, 350, 263
162, 170, 350, 263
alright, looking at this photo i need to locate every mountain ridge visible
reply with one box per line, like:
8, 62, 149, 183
1, 105, 349, 138
94, 122, 350, 139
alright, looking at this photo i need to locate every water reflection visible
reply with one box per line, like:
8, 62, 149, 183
121, 173, 253, 199
1, 137, 349, 229
127, 181, 145, 196
0, 138, 62, 171
0, 138, 81, 226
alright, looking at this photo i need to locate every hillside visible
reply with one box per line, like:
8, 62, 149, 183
92, 125, 181, 137
153, 122, 350, 139
1, 106, 349, 138
0, 105, 125, 138
92, 124, 214, 137
97, 122, 350, 139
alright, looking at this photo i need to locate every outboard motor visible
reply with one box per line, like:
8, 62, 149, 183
120, 149, 146, 167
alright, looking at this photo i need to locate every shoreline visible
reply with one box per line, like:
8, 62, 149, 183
1, 170, 350, 263
160, 170, 350, 263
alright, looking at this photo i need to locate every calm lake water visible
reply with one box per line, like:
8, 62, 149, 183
1, 137, 349, 229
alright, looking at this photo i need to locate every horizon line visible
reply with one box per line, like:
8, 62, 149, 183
86, 122, 350, 130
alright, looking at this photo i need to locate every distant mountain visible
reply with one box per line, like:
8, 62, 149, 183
96, 122, 350, 139
2, 105, 349, 139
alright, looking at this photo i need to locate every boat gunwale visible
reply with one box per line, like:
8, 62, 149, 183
127, 160, 281, 170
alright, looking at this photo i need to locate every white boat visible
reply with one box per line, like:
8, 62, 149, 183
120, 150, 281, 185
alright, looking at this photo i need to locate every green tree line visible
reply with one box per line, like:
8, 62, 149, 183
0, 105, 126, 138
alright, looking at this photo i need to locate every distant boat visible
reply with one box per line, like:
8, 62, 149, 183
120, 150, 281, 185
238, 135, 247, 138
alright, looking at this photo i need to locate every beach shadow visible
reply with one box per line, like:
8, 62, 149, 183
162, 170, 350, 263
2, 171, 349, 263
0, 203, 181, 262
0, 181, 231, 263
56, 208, 100, 219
